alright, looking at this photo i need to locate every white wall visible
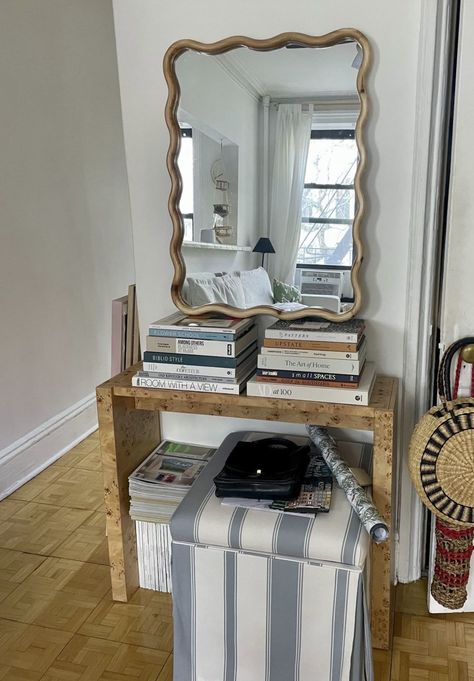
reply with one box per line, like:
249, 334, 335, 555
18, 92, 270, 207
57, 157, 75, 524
177, 50, 259, 250
0, 0, 135, 493
113, 0, 428, 577
193, 131, 225, 239
182, 248, 258, 280
191, 132, 240, 247
440, 0, 474, 346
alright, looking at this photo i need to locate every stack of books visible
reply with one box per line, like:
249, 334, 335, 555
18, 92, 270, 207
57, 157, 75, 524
132, 312, 258, 394
246, 318, 376, 405
129, 439, 215, 591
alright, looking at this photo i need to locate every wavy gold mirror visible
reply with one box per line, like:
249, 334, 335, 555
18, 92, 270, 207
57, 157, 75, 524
164, 30, 370, 321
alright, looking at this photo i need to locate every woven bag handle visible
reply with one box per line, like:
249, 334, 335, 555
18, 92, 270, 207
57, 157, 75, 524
437, 337, 474, 402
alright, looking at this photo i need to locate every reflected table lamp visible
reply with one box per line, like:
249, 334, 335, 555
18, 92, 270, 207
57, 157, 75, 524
253, 237, 275, 268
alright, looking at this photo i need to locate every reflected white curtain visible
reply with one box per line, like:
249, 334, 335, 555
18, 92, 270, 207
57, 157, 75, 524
268, 104, 311, 284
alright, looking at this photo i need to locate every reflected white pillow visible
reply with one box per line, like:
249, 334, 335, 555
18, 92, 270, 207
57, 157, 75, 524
234, 267, 274, 307
184, 271, 224, 304
187, 273, 246, 307
182, 272, 216, 305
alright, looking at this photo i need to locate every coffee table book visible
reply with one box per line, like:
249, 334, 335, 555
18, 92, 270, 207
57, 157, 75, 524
246, 362, 376, 405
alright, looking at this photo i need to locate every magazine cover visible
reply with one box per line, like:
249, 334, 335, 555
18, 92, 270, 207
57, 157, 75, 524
267, 318, 365, 334
155, 439, 216, 460
150, 311, 251, 331
132, 453, 206, 486
273, 481, 333, 514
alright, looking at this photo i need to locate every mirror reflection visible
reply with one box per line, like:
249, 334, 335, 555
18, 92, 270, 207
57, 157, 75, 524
173, 39, 362, 314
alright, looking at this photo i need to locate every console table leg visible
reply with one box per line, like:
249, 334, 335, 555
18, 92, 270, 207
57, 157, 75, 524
97, 389, 161, 601
371, 409, 395, 650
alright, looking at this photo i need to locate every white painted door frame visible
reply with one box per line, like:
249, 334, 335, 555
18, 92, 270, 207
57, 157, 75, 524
397, 0, 459, 582
426, 0, 474, 611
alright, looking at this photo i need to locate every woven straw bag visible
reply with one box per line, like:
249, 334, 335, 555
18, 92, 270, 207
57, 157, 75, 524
409, 337, 474, 609
409, 337, 474, 526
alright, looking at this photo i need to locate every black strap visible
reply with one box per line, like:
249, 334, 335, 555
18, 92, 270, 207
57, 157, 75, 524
437, 337, 474, 401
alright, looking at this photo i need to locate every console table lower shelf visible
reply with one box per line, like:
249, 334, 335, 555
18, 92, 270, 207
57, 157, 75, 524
96, 363, 398, 651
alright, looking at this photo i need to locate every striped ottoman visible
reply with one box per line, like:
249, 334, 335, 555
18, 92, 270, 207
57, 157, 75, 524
170, 431, 373, 681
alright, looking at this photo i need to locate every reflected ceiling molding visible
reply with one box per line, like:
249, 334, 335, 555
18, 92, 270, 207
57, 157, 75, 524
214, 54, 263, 102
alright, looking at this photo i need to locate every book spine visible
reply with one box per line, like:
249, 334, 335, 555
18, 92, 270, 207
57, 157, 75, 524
265, 328, 363, 343
147, 327, 257, 358
148, 328, 236, 341
143, 362, 239, 378
256, 376, 358, 389
137, 370, 238, 384
260, 346, 364, 360
246, 380, 371, 405
146, 336, 237, 357
257, 355, 364, 374
143, 351, 239, 368
132, 375, 245, 394
256, 369, 359, 383
263, 338, 360, 352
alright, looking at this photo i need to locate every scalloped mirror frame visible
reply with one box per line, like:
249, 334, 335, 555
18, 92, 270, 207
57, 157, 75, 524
164, 30, 371, 321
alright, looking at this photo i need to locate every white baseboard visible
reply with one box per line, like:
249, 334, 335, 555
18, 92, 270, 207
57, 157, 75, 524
0, 393, 98, 500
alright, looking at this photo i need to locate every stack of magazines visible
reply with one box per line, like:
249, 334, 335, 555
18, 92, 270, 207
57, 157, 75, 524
129, 439, 215, 591
132, 312, 257, 394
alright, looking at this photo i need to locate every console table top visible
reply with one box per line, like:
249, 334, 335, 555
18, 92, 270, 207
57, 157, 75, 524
97, 362, 397, 428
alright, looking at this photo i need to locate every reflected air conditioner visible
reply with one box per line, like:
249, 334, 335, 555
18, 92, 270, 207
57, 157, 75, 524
295, 269, 343, 298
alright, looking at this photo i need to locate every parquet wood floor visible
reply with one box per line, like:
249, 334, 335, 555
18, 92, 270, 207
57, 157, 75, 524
9, 468, 64, 502
0, 502, 93, 555
51, 511, 109, 565
0, 432, 473, 680
0, 548, 46, 603
32, 468, 104, 510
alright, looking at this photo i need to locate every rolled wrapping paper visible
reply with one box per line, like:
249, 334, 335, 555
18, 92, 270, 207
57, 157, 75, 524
306, 425, 389, 544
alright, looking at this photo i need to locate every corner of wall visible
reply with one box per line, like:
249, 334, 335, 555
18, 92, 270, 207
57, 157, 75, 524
0, 394, 98, 499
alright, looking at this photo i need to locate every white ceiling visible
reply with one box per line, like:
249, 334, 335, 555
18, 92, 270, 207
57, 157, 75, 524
218, 42, 359, 99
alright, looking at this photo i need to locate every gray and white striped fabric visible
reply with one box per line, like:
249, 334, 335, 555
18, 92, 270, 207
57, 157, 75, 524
171, 431, 371, 568
171, 431, 373, 681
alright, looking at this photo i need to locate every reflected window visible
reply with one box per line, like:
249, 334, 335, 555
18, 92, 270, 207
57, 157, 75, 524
178, 127, 194, 240
298, 130, 357, 266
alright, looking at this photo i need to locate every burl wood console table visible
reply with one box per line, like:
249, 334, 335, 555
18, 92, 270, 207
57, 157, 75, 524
96, 364, 397, 650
